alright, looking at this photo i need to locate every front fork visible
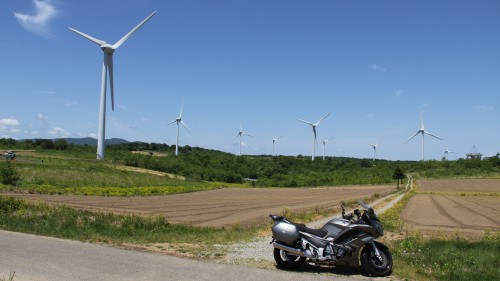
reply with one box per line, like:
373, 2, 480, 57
371, 241, 383, 262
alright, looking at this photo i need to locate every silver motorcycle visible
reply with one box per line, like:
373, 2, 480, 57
270, 201, 392, 277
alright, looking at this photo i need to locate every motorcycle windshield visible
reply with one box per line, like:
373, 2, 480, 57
358, 200, 378, 220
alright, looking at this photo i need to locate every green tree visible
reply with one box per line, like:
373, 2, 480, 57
0, 162, 21, 186
54, 139, 69, 150
392, 166, 405, 189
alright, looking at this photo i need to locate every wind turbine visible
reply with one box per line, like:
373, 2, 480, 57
442, 145, 457, 160
272, 136, 282, 156
404, 112, 443, 161
320, 137, 334, 160
297, 112, 331, 160
68, 11, 157, 160
367, 139, 383, 163
234, 124, 253, 156
168, 100, 191, 156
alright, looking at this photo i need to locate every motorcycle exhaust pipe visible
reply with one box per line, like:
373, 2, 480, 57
272, 242, 305, 257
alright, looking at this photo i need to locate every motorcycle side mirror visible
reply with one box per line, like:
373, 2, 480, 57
354, 209, 360, 217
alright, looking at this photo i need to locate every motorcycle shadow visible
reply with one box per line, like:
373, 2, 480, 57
279, 263, 363, 276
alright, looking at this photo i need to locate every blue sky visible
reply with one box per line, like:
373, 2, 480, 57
1, 0, 499, 161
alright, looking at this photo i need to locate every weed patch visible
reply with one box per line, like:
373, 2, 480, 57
391, 232, 500, 281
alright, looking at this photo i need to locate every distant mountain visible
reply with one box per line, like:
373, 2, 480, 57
62, 137, 129, 146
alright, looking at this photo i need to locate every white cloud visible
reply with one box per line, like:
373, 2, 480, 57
0, 118, 20, 135
77, 132, 97, 139
63, 101, 78, 107
394, 90, 402, 97
48, 127, 71, 137
37, 113, 48, 121
14, 0, 59, 38
473, 105, 494, 113
0, 118, 20, 126
371, 64, 387, 72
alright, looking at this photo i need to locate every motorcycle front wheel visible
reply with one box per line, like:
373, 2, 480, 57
361, 246, 393, 277
273, 248, 306, 270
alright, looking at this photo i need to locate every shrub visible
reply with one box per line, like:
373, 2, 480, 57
0, 162, 21, 186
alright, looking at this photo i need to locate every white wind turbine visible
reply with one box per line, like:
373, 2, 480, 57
297, 112, 331, 160
367, 139, 383, 163
168, 100, 191, 156
320, 137, 334, 160
234, 124, 253, 156
272, 136, 282, 156
442, 145, 458, 160
404, 112, 443, 161
68, 11, 157, 160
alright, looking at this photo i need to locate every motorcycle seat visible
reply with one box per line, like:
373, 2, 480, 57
293, 223, 328, 238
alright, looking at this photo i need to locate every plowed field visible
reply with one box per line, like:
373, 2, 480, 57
402, 179, 500, 235
5, 185, 394, 227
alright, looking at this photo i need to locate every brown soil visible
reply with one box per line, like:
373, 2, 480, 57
418, 178, 500, 193
402, 179, 500, 235
5, 185, 394, 227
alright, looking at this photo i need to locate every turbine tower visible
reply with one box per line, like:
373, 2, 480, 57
168, 100, 191, 156
234, 124, 253, 156
320, 137, 333, 160
404, 112, 443, 161
272, 136, 282, 156
297, 112, 331, 160
367, 139, 383, 163
68, 11, 157, 160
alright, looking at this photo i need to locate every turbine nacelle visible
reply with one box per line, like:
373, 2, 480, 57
101, 44, 115, 54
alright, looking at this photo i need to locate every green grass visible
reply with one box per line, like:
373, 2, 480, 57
391, 232, 500, 281
1, 154, 240, 196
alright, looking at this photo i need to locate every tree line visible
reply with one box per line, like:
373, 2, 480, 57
2, 138, 500, 187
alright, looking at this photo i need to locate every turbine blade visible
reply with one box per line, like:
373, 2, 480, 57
113, 11, 157, 49
179, 99, 184, 117
420, 112, 425, 130
233, 134, 240, 141
425, 131, 443, 140
68, 27, 106, 46
244, 133, 253, 137
106, 54, 115, 111
404, 132, 420, 144
180, 121, 191, 134
313, 127, 318, 147
296, 118, 313, 126
167, 120, 176, 125
315, 112, 332, 126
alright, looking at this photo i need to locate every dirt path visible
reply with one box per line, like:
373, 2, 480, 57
4, 185, 394, 227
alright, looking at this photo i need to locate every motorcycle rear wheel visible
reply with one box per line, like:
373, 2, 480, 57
273, 248, 306, 270
361, 246, 393, 277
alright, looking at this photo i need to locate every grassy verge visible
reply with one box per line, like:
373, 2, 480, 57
0, 196, 257, 251
391, 232, 500, 281
379, 188, 415, 232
